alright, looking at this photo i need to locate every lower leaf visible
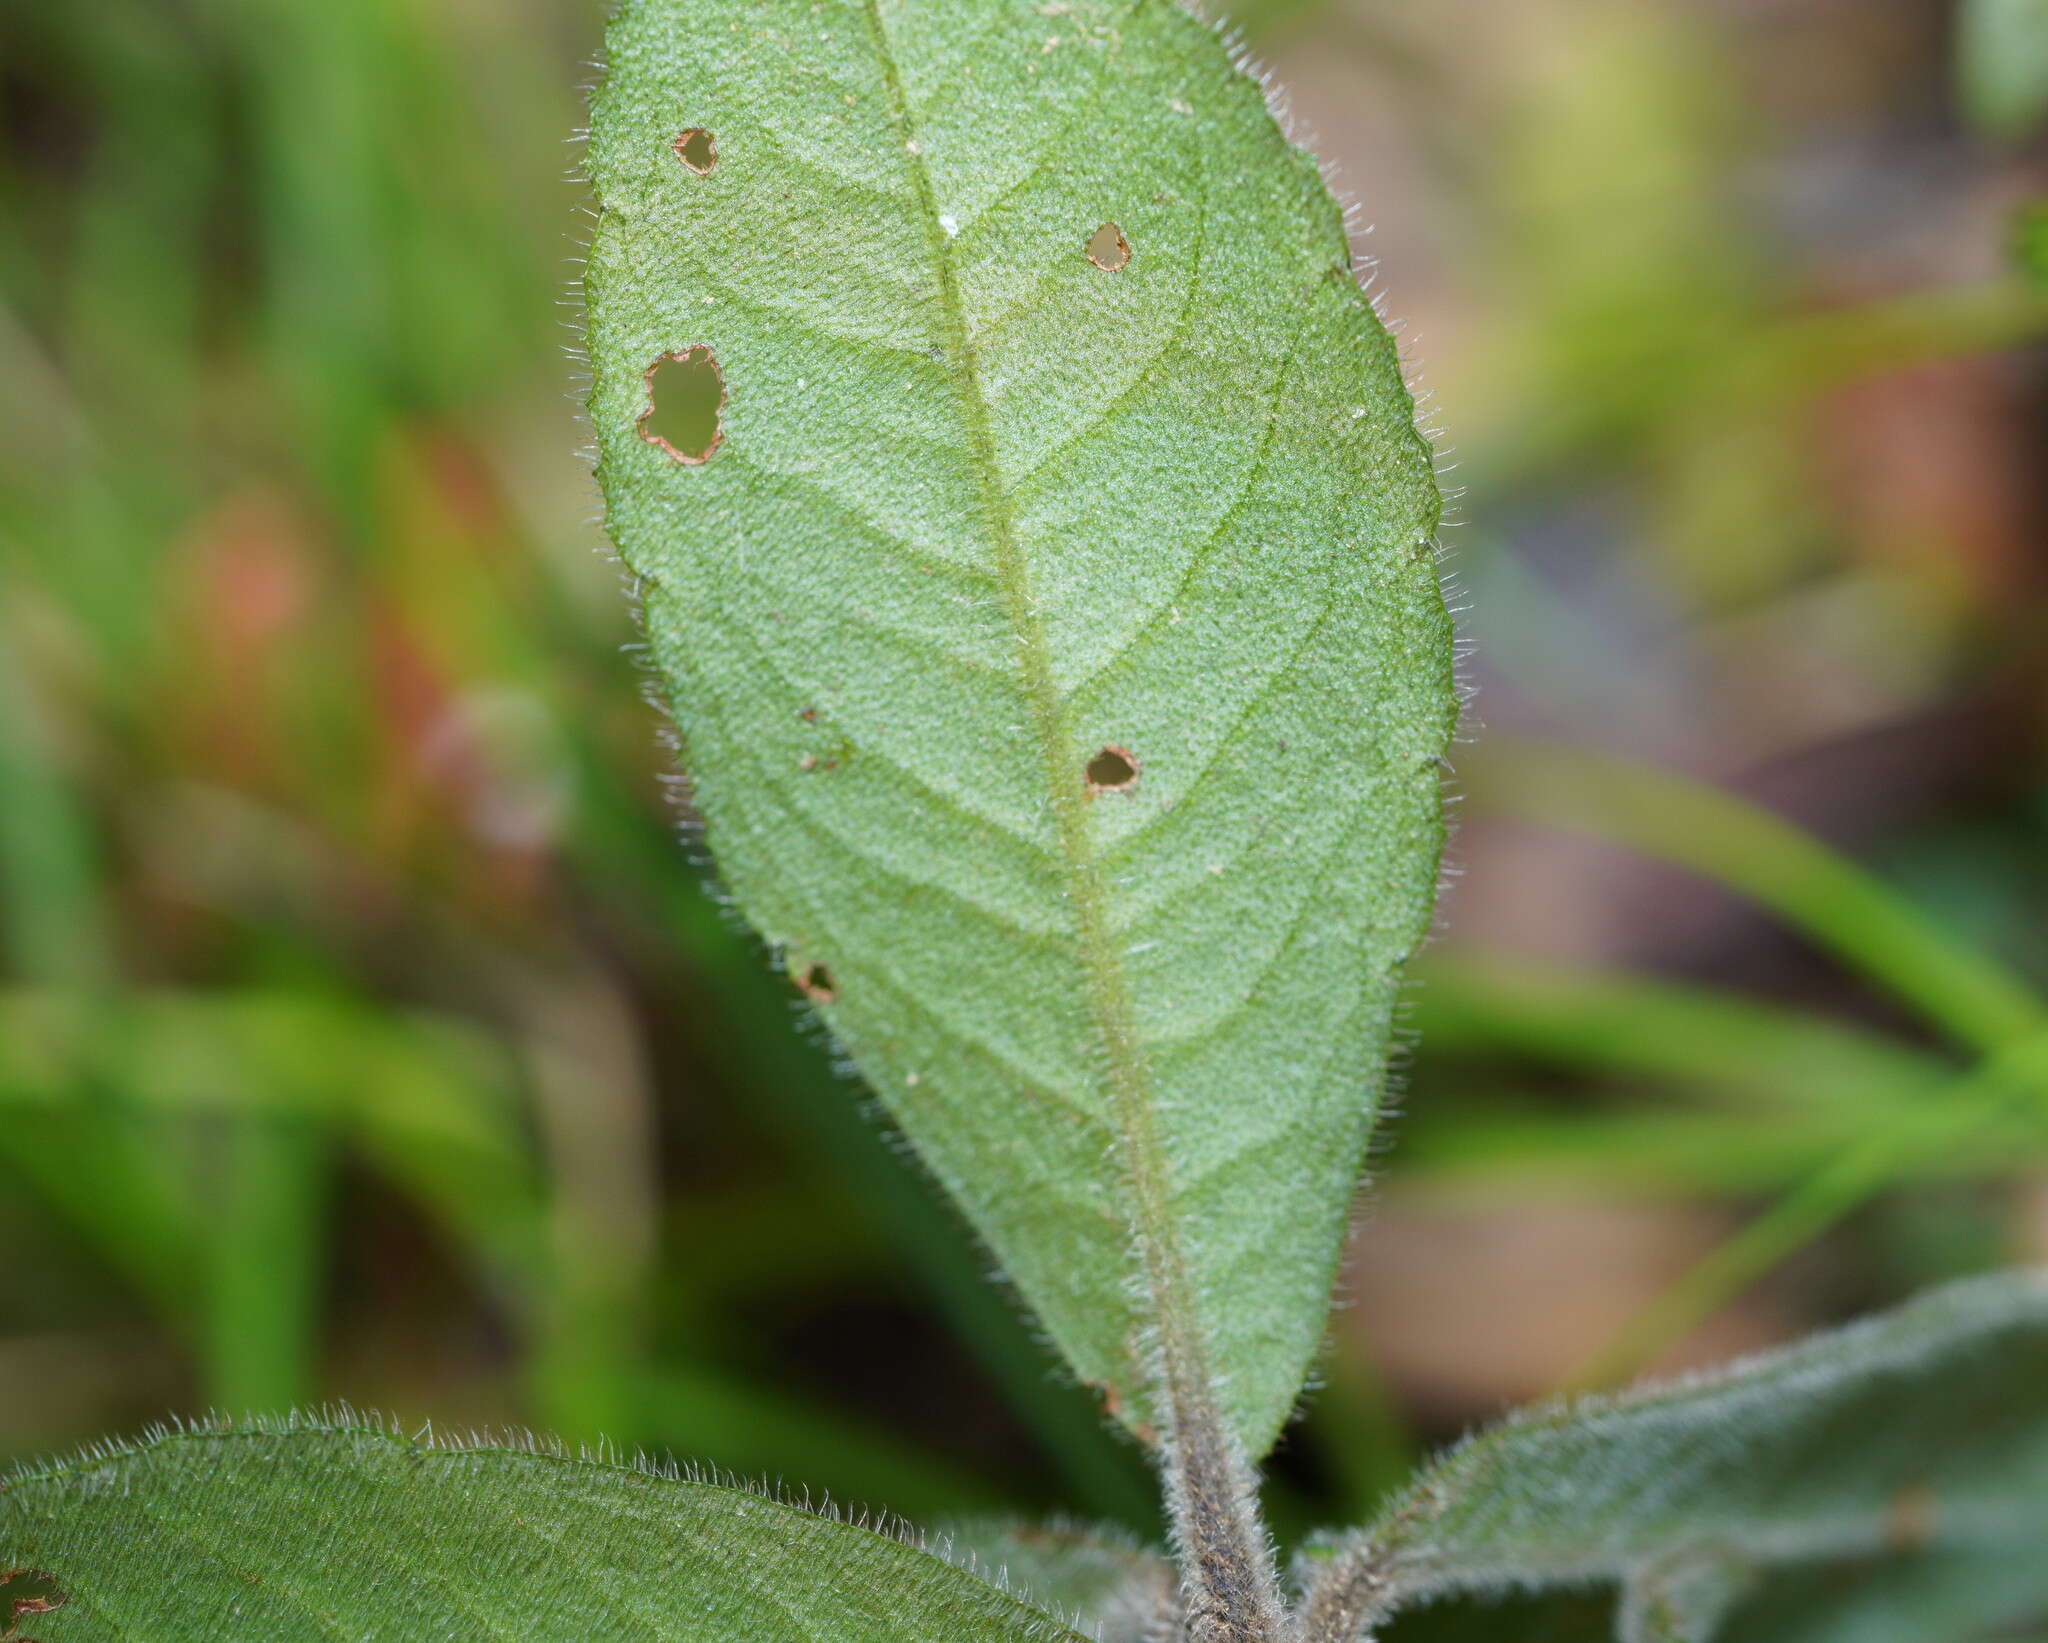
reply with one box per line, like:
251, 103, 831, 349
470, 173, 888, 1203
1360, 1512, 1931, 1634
1299, 1268, 2048, 1642
0, 1415, 1088, 1643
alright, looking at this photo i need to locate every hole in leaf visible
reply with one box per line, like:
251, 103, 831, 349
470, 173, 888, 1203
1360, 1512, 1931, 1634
1086, 745, 1139, 792
1, 1570, 67, 1641
1085, 221, 1130, 271
638, 346, 725, 464
795, 962, 836, 1004
672, 128, 718, 174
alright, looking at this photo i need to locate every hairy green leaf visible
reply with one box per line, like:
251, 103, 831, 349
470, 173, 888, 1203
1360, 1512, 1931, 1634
1387, 1546, 2048, 1643
1729, 1544, 2048, 1643
0, 1417, 1087, 1643
940, 1519, 1175, 1640
1616, 1552, 1750, 1643
1298, 1270, 2048, 1642
585, 0, 1454, 1459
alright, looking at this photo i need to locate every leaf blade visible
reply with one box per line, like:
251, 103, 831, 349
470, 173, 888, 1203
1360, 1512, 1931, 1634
939, 1519, 1175, 1641
1, 1419, 1088, 1643
1301, 1270, 2048, 1640
586, 0, 1453, 1459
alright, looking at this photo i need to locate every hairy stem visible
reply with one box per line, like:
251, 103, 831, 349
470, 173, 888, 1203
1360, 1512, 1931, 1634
1298, 1542, 1395, 1643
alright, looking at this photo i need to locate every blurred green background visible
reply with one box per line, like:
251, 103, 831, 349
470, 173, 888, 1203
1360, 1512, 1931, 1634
2, 0, 2046, 1544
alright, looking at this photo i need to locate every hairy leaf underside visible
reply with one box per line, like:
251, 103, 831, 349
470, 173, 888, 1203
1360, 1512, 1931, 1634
586, 0, 1455, 1456
1303, 1270, 2048, 1642
0, 1420, 1086, 1643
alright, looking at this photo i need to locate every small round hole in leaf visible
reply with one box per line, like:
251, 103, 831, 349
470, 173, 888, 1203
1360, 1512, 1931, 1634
1086, 745, 1139, 792
795, 962, 836, 1004
1085, 221, 1130, 271
638, 346, 725, 464
672, 128, 718, 174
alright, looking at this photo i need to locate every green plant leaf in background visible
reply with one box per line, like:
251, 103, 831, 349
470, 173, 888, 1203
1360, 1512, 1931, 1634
2014, 199, 2048, 290
939, 1519, 1175, 1641
1297, 1269, 2048, 1643
0, 1418, 1089, 1643
1958, 0, 2048, 140
585, 0, 1454, 1475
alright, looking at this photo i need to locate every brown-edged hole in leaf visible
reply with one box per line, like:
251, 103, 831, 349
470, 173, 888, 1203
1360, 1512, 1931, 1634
672, 128, 717, 174
1086, 745, 1139, 792
1085, 221, 1130, 271
1, 1569, 68, 1639
796, 962, 836, 1004
638, 346, 725, 464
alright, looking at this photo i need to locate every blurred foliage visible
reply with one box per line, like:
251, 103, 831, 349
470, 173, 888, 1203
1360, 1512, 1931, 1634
1, 0, 2046, 1550
1958, 0, 2048, 140
2017, 198, 2048, 285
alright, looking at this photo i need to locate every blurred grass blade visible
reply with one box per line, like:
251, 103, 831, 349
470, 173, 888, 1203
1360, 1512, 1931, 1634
0, 1417, 1091, 1643
202, 1113, 331, 1414
0, 989, 543, 1247
1411, 955, 1950, 1114
1466, 747, 2048, 1392
0, 645, 112, 991
0, 988, 548, 1403
1395, 1104, 2045, 1198
1563, 1028, 2048, 1390
0, 645, 197, 1317
1473, 741, 2047, 1055
1301, 1269, 2048, 1642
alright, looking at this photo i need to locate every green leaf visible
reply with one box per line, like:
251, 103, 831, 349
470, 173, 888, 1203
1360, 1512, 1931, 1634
584, 0, 1453, 1458
1616, 1551, 1750, 1643
0, 1416, 1089, 1643
0, 987, 545, 1294
1381, 1556, 2048, 1643
939, 1519, 1174, 1640
1728, 1544, 2048, 1643
1298, 1269, 2048, 1641
2014, 200, 2048, 291
1959, 0, 2048, 140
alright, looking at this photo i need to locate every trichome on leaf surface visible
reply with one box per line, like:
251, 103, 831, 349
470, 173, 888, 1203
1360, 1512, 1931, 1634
3, 0, 2044, 1640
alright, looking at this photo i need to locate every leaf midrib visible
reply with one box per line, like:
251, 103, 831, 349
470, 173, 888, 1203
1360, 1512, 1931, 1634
852, 0, 1202, 1416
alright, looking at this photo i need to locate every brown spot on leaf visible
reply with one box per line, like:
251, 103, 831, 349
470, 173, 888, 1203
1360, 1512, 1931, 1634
795, 961, 836, 1004
1085, 221, 1130, 271
638, 346, 725, 465
1086, 744, 1139, 793
1885, 1479, 1937, 1552
672, 128, 717, 174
